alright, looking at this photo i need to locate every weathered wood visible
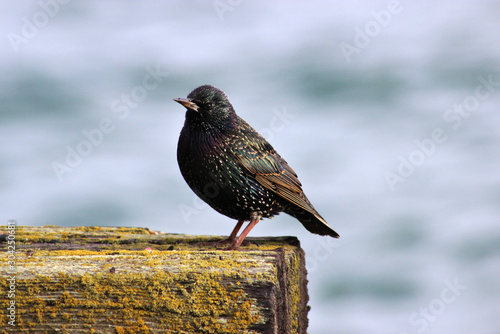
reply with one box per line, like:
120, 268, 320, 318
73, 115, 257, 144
0, 226, 309, 333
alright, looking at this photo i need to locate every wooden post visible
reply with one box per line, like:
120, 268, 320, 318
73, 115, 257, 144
1, 226, 309, 333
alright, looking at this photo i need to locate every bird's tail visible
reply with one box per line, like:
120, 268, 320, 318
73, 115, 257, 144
284, 204, 339, 238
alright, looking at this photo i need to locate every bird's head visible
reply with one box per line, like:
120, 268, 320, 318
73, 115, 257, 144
174, 85, 237, 132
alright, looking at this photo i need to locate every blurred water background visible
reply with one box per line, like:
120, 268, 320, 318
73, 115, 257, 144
2, 1, 500, 333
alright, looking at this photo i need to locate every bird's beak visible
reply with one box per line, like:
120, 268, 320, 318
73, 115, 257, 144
174, 98, 199, 111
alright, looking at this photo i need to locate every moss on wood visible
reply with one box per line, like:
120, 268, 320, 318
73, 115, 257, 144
0, 226, 308, 333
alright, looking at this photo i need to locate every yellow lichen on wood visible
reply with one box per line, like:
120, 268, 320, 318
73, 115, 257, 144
0, 226, 309, 333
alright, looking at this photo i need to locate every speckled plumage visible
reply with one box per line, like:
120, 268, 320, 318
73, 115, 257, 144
174, 85, 338, 249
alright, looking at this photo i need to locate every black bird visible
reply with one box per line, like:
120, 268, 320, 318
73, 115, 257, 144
174, 85, 339, 249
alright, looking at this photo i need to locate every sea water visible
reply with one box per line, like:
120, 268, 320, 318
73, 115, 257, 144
1, 1, 499, 333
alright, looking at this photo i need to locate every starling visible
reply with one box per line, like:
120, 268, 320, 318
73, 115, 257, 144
174, 85, 339, 250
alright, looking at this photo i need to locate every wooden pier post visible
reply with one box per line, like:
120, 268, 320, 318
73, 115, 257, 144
1, 226, 309, 333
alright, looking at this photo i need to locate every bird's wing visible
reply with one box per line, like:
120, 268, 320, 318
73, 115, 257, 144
231, 123, 321, 217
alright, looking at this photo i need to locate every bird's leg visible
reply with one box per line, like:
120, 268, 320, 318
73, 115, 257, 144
226, 218, 260, 250
216, 220, 244, 245
228, 219, 244, 242
195, 220, 244, 247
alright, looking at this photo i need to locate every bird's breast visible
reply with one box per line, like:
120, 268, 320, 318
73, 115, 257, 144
177, 128, 281, 220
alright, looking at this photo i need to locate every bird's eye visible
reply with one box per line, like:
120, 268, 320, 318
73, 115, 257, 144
205, 102, 213, 109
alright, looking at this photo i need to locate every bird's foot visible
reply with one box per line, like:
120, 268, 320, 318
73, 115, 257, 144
194, 237, 235, 248
221, 239, 255, 251
222, 240, 250, 250
196, 238, 251, 250
215, 237, 232, 246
